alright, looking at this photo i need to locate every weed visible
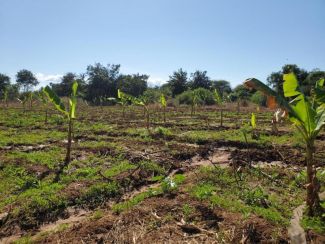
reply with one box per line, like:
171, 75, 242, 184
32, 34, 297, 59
182, 203, 195, 222
191, 183, 216, 200
77, 182, 120, 207
240, 187, 269, 208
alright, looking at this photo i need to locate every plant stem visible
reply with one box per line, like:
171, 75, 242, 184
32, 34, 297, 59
306, 141, 321, 216
220, 108, 223, 127
65, 118, 72, 165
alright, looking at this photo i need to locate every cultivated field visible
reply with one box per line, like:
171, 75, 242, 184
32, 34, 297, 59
0, 103, 324, 243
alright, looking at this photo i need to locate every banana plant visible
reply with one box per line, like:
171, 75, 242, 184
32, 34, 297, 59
160, 94, 167, 123
38, 91, 50, 124
250, 112, 259, 140
245, 73, 325, 216
43, 81, 78, 182
17, 93, 29, 113
133, 96, 150, 132
213, 89, 225, 126
117, 89, 132, 118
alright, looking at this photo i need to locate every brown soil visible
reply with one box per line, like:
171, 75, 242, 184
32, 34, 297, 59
36, 192, 286, 244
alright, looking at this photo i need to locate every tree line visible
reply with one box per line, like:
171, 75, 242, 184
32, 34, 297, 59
0, 63, 323, 106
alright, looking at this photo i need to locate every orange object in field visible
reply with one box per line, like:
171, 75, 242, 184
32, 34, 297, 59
267, 96, 277, 109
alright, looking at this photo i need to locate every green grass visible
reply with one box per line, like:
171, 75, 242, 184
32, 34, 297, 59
301, 215, 325, 234
190, 166, 305, 226
77, 182, 121, 207
7, 147, 64, 169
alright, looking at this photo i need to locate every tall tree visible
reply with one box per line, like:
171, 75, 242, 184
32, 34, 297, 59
0, 73, 10, 95
190, 70, 211, 90
117, 73, 148, 97
303, 69, 325, 95
51, 72, 86, 97
85, 63, 121, 103
267, 64, 308, 94
211, 80, 232, 96
16, 69, 38, 92
229, 84, 254, 102
167, 68, 188, 97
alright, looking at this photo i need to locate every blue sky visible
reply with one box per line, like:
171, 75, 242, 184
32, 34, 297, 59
1, 0, 324, 88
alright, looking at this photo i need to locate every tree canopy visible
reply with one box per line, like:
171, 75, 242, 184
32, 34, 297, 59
117, 73, 148, 97
16, 69, 39, 92
190, 70, 211, 90
211, 80, 232, 96
267, 64, 308, 94
51, 73, 86, 97
167, 68, 188, 97
0, 73, 10, 94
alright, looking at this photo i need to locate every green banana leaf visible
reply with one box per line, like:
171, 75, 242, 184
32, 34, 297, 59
160, 94, 167, 107
69, 81, 78, 119
43, 86, 68, 116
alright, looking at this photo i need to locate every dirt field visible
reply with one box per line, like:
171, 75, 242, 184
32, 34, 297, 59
0, 103, 324, 243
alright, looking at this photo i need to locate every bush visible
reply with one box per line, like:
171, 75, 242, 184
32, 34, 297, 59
250, 91, 267, 107
176, 88, 215, 106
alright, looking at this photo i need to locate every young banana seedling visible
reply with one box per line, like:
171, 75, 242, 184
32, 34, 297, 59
245, 73, 325, 216
43, 81, 78, 182
38, 91, 50, 124
117, 89, 132, 119
251, 112, 259, 140
213, 89, 224, 126
133, 96, 151, 133
17, 93, 29, 113
160, 94, 167, 123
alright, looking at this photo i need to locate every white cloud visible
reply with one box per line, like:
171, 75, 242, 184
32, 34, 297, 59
147, 76, 167, 87
35, 73, 63, 88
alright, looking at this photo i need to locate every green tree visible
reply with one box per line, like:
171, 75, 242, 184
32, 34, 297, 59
167, 68, 188, 97
0, 73, 10, 95
303, 69, 325, 95
51, 73, 86, 97
117, 73, 148, 97
250, 91, 267, 107
16, 69, 39, 92
267, 64, 308, 94
85, 63, 121, 104
6, 84, 19, 101
190, 70, 211, 90
230, 84, 253, 101
211, 80, 232, 96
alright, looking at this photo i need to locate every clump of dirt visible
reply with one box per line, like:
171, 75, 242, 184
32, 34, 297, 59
306, 230, 325, 243
230, 147, 304, 166
169, 143, 209, 161
35, 192, 288, 243
25, 164, 51, 180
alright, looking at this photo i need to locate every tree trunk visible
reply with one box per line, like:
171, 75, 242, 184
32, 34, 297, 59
306, 141, 321, 216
